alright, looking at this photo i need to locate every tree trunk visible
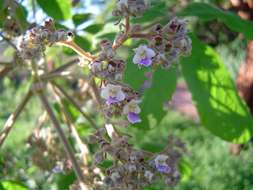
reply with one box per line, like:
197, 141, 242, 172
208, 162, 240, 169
229, 0, 253, 155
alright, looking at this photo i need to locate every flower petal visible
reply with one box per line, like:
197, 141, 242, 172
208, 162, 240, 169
106, 96, 119, 105
146, 48, 156, 58
133, 54, 141, 64
140, 58, 152, 66
127, 112, 141, 124
116, 91, 125, 102
156, 164, 171, 174
101, 88, 109, 99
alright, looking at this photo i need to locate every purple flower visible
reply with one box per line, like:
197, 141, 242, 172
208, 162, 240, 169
154, 154, 171, 173
127, 112, 141, 124
140, 57, 152, 66
155, 164, 171, 174
123, 99, 142, 124
101, 84, 125, 105
133, 45, 156, 67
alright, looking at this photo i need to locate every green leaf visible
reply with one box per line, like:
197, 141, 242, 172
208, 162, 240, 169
137, 67, 177, 129
56, 172, 76, 190
72, 13, 91, 26
97, 32, 117, 41
0, 0, 4, 10
74, 35, 91, 51
131, 2, 167, 23
178, 159, 192, 182
124, 56, 148, 91
84, 24, 104, 34
37, 0, 71, 20
62, 99, 79, 122
124, 49, 177, 129
180, 35, 253, 143
0, 181, 28, 190
178, 3, 253, 39
14, 5, 28, 30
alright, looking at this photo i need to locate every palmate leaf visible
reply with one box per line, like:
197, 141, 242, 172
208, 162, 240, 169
180, 35, 253, 143
37, 0, 71, 20
178, 3, 253, 39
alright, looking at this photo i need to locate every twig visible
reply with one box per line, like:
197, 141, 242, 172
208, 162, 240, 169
41, 71, 73, 81
0, 67, 13, 80
49, 59, 79, 74
38, 90, 90, 188
112, 17, 130, 50
130, 33, 152, 39
57, 40, 95, 62
51, 85, 90, 165
0, 32, 18, 50
51, 82, 99, 129
89, 78, 103, 107
0, 90, 32, 148
0, 62, 12, 67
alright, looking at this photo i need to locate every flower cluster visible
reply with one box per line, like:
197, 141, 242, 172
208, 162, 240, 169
89, 40, 125, 81
0, 0, 193, 189
88, 131, 185, 190
101, 83, 141, 124
133, 45, 156, 67
132, 17, 192, 69
113, 0, 149, 17
17, 19, 73, 60
27, 127, 70, 172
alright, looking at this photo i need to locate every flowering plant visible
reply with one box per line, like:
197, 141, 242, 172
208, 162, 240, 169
1, 0, 253, 190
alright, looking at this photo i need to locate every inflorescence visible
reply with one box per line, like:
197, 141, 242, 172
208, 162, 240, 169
3, 0, 192, 189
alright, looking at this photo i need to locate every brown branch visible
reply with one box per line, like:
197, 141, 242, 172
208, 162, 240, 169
38, 90, 90, 188
50, 58, 80, 74
57, 41, 95, 62
0, 90, 32, 148
0, 32, 18, 50
51, 82, 99, 129
130, 33, 152, 39
0, 67, 13, 80
51, 85, 90, 165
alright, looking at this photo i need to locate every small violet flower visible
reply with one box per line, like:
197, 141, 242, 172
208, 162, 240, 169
133, 45, 156, 67
101, 84, 125, 105
123, 99, 141, 124
154, 154, 171, 174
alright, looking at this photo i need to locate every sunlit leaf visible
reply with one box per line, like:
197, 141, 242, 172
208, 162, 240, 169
0, 181, 28, 190
178, 159, 192, 182
180, 35, 253, 143
37, 0, 71, 20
